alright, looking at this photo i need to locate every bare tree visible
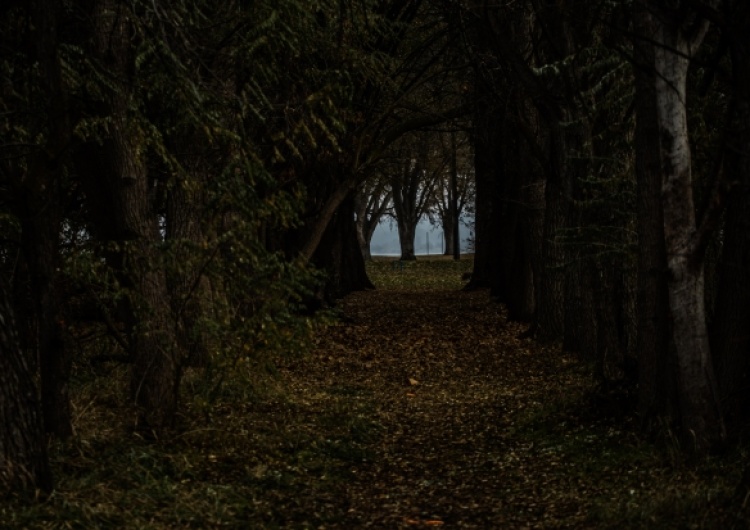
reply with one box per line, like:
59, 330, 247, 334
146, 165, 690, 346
427, 130, 474, 257
355, 177, 392, 261
388, 132, 444, 260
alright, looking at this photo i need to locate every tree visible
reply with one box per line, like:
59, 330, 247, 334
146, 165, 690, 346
1, 0, 334, 437
1, 0, 74, 439
632, 0, 678, 433
426, 129, 474, 257
73, 0, 185, 435
263, 0, 467, 294
355, 177, 392, 261
288, 0, 427, 269
388, 131, 444, 260
644, 0, 724, 450
0, 276, 52, 496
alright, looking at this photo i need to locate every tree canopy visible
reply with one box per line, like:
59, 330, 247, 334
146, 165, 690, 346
2, 0, 750, 500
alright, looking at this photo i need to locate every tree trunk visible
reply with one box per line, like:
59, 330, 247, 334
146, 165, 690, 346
301, 179, 356, 261
450, 130, 461, 260
527, 174, 546, 333
633, 0, 678, 430
20, 203, 71, 439
465, 81, 502, 289
651, 2, 723, 450
390, 135, 434, 262
16, 0, 74, 440
535, 151, 566, 341
79, 0, 183, 436
354, 202, 373, 261
712, 8, 750, 428
397, 216, 418, 261
354, 185, 391, 262
441, 210, 456, 256
0, 276, 52, 497
166, 173, 214, 368
507, 216, 536, 321
314, 194, 374, 299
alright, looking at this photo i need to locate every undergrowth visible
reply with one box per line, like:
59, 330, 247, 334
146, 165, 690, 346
1, 258, 749, 528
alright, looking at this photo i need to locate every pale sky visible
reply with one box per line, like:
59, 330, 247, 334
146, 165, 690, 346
370, 216, 473, 256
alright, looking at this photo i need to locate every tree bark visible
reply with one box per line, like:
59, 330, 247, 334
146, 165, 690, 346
450, 131, 461, 260
650, 1, 723, 450
535, 150, 566, 341
465, 79, 502, 289
166, 171, 215, 368
441, 211, 456, 256
79, 0, 183, 436
354, 195, 373, 261
15, 0, 74, 440
633, 0, 678, 430
0, 276, 52, 497
396, 216, 418, 261
301, 179, 356, 261
314, 194, 374, 300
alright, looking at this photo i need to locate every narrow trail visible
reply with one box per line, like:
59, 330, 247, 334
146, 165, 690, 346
282, 288, 606, 528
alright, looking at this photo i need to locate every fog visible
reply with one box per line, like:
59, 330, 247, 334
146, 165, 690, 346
369, 216, 473, 256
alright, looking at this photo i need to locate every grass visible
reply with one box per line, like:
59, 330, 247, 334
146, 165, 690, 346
367, 254, 473, 291
2, 257, 749, 528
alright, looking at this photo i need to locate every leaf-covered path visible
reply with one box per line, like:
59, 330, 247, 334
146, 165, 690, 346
280, 288, 637, 528
5, 276, 744, 528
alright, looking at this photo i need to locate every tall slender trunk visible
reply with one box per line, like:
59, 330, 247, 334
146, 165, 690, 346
14, 0, 75, 440
507, 217, 536, 321
651, 2, 723, 450
633, 0, 678, 429
165, 138, 218, 369
79, 0, 183, 435
535, 139, 566, 341
0, 276, 52, 496
465, 74, 501, 289
441, 210, 456, 256
450, 131, 461, 260
20, 202, 71, 439
166, 179, 214, 367
527, 175, 546, 333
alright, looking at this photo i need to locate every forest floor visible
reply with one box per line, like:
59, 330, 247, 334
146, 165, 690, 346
3, 257, 750, 528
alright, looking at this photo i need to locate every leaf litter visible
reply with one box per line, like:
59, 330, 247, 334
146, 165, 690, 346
4, 260, 748, 528
277, 281, 749, 529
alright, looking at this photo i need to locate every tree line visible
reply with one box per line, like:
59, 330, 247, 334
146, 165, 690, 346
464, 0, 749, 455
1, 0, 749, 497
355, 127, 475, 261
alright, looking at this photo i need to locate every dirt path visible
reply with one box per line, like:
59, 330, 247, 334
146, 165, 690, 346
6, 279, 741, 528
284, 289, 597, 528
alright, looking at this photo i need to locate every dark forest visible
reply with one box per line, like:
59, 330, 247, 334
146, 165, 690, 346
2, 0, 750, 527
